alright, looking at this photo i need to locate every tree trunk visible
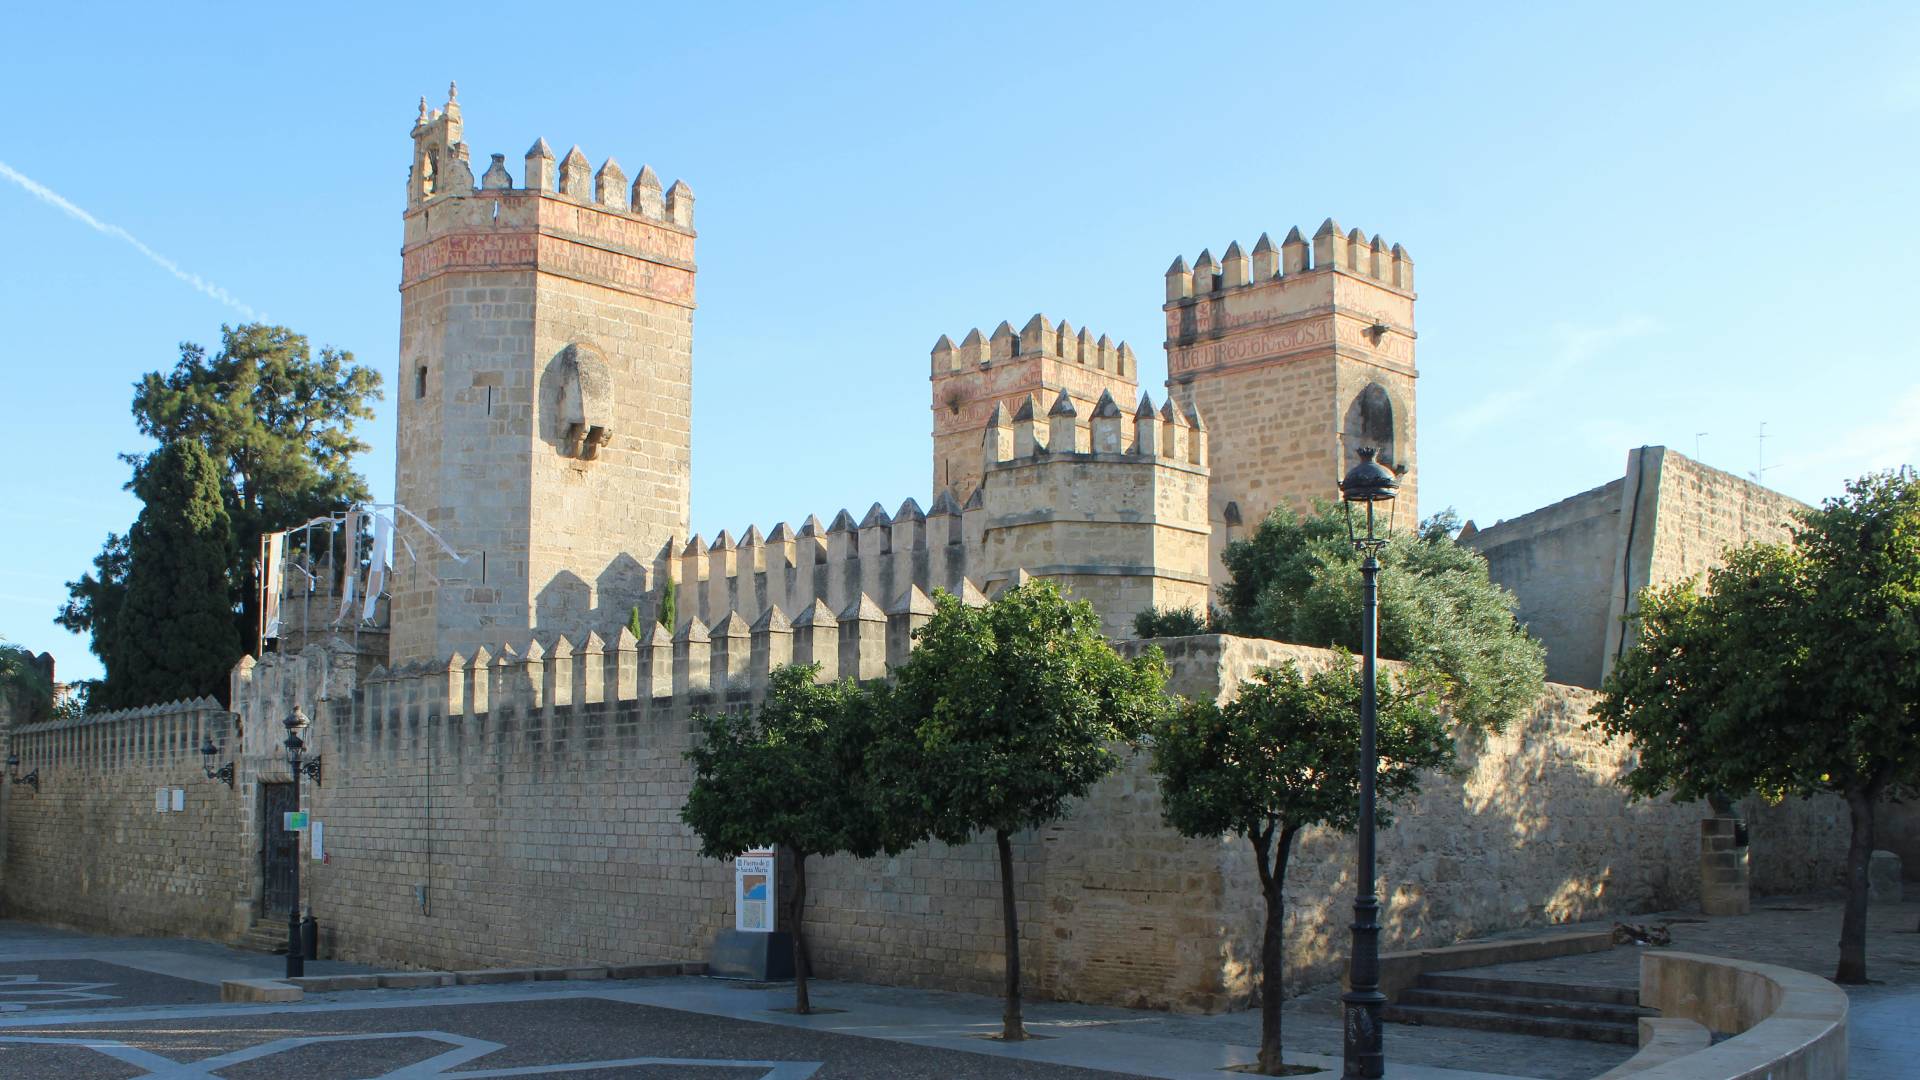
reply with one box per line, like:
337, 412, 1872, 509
996, 829, 1024, 1041
1253, 825, 1296, 1076
1835, 788, 1876, 984
792, 852, 811, 1014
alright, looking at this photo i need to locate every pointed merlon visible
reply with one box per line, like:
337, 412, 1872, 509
1251, 233, 1275, 254
894, 497, 926, 522
522, 638, 546, 663
527, 138, 554, 159
767, 522, 795, 543
673, 615, 711, 643
839, 594, 887, 623
1160, 399, 1187, 426
712, 529, 735, 551
751, 603, 791, 633
929, 489, 962, 516
1167, 255, 1190, 274
791, 598, 837, 628
562, 145, 590, 167
986, 401, 1011, 428
666, 179, 695, 226
716, 612, 751, 640
1092, 389, 1122, 418
1193, 249, 1216, 270
1136, 392, 1158, 418
682, 535, 707, 557
959, 578, 989, 607
1049, 390, 1077, 417
963, 486, 985, 510
860, 503, 892, 529
634, 164, 662, 190
931, 334, 956, 356
1184, 401, 1208, 431
798, 514, 826, 537
1011, 396, 1036, 422
741, 523, 765, 545
1284, 225, 1305, 243
1314, 218, 1340, 238
888, 585, 937, 617
960, 327, 985, 348
829, 509, 858, 533
550, 635, 575, 659
1223, 240, 1244, 259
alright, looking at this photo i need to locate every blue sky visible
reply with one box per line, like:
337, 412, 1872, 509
3, 2, 1915, 681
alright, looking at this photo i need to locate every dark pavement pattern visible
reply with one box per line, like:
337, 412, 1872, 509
0, 959, 219, 1011
0, 996, 1150, 1079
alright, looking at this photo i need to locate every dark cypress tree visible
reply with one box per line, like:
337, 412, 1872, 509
103, 440, 243, 708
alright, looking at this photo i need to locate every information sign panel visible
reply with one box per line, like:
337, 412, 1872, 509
734, 849, 776, 933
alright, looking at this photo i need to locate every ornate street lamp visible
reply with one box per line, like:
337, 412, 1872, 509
1337, 446, 1399, 1080
6, 753, 39, 793
282, 707, 322, 978
199, 735, 235, 789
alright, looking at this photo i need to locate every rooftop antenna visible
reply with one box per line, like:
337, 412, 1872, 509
1749, 422, 1781, 483
1695, 432, 1708, 461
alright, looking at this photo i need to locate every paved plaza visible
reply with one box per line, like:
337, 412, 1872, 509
0, 894, 1913, 1078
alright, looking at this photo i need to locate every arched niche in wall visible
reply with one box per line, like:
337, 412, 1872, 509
1343, 382, 1401, 473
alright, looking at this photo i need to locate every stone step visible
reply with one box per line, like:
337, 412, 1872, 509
1398, 987, 1654, 1024
1416, 972, 1640, 1007
1382, 1002, 1640, 1045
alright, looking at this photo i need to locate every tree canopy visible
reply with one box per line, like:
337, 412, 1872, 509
101, 440, 244, 709
58, 324, 381, 695
1152, 660, 1452, 1074
883, 580, 1167, 1039
0, 641, 54, 725
1593, 467, 1920, 983
682, 664, 907, 1013
1218, 502, 1544, 733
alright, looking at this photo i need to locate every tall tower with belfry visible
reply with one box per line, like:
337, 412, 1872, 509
1163, 220, 1418, 584
390, 85, 696, 664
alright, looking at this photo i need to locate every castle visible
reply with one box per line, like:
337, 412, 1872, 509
390, 84, 1417, 662
0, 90, 1862, 1013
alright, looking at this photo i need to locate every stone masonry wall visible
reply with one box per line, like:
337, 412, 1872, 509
5, 632, 1851, 1014
1, 700, 252, 941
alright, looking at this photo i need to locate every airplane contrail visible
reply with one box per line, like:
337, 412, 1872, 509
0, 159, 262, 320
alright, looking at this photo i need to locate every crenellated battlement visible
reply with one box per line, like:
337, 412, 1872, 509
930, 314, 1136, 378
1165, 219, 1413, 303
7, 697, 230, 776
406, 85, 695, 229
928, 314, 1142, 499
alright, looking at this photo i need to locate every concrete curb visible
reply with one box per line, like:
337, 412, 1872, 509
284, 962, 706, 995
220, 979, 303, 1003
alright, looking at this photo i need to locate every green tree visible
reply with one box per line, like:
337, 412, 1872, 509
657, 575, 678, 632
0, 641, 54, 725
127, 323, 381, 642
102, 441, 244, 709
883, 581, 1168, 1039
1152, 661, 1452, 1074
682, 665, 906, 1013
1593, 468, 1920, 984
1132, 605, 1208, 638
55, 533, 130, 676
1219, 503, 1544, 733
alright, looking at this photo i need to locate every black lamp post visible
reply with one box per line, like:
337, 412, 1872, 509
1338, 446, 1399, 1080
282, 707, 319, 978
6, 754, 38, 793
200, 735, 235, 788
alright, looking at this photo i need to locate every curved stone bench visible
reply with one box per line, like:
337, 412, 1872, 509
1594, 951, 1847, 1079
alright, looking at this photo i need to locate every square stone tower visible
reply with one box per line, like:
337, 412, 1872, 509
930, 314, 1138, 500
1163, 222, 1417, 584
391, 86, 695, 664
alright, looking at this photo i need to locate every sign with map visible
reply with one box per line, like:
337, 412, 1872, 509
733, 850, 776, 933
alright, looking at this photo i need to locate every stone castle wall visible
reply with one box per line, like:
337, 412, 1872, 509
3, 633, 1849, 1011
1, 699, 252, 941
1468, 447, 1807, 689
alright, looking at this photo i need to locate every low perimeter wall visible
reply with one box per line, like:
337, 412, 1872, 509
1617, 951, 1849, 1079
1, 634, 1849, 1013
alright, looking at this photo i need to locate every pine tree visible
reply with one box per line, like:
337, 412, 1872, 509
102, 441, 243, 708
